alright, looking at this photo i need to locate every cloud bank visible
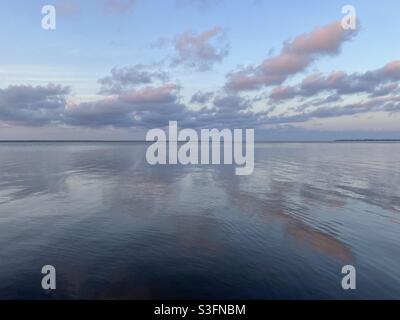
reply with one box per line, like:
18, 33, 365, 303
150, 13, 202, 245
226, 21, 357, 91
1, 21, 400, 137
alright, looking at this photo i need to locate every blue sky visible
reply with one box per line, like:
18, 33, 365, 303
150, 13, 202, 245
0, 0, 400, 140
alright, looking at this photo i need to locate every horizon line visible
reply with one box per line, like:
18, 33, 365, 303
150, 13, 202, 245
0, 139, 400, 143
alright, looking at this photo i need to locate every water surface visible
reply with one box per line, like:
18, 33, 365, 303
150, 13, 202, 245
0, 142, 399, 299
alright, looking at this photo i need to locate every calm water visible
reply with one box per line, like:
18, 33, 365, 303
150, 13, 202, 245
0, 142, 399, 299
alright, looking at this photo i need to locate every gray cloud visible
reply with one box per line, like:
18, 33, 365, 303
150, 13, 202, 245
181, 93, 262, 129
1, 79, 400, 131
66, 83, 186, 128
311, 94, 342, 106
170, 27, 230, 71
269, 60, 400, 102
62, 64, 186, 129
0, 84, 69, 126
190, 91, 214, 104
2, 53, 400, 133
265, 95, 400, 125
370, 83, 399, 97
98, 65, 169, 94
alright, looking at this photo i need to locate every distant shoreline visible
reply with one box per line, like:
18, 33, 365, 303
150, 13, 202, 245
0, 139, 399, 143
334, 139, 400, 142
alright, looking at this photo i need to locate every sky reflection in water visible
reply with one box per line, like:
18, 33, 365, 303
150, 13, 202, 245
0, 142, 399, 299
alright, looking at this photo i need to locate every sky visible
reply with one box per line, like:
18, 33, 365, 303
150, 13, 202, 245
0, 0, 400, 140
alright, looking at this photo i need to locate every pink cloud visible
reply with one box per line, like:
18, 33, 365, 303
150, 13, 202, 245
171, 27, 230, 71
226, 21, 357, 92
269, 60, 400, 101
120, 84, 178, 104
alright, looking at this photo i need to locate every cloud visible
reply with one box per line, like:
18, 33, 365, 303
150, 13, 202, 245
0, 84, 69, 126
65, 98, 133, 128
1, 20, 400, 135
103, 0, 136, 14
213, 94, 250, 112
370, 83, 398, 97
312, 94, 342, 106
269, 60, 400, 101
226, 21, 357, 92
63, 64, 186, 129
269, 86, 298, 102
1, 79, 400, 132
66, 83, 186, 128
0, 72, 184, 130
59, 78, 400, 129
119, 84, 178, 104
171, 27, 230, 71
98, 65, 169, 94
265, 95, 400, 125
190, 91, 214, 104
181, 93, 262, 129
66, 81, 261, 129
